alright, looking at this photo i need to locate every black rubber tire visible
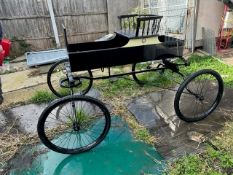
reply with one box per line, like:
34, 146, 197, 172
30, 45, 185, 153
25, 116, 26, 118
37, 95, 111, 154
47, 59, 93, 97
174, 69, 224, 122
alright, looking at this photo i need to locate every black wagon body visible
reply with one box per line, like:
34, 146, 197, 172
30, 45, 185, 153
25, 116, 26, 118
67, 33, 184, 72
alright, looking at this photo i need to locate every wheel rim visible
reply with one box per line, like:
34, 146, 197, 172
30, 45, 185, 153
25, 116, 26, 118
133, 61, 166, 86
40, 97, 110, 153
132, 61, 183, 87
177, 72, 222, 121
48, 60, 92, 97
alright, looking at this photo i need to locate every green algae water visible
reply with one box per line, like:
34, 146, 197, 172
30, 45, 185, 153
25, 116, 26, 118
10, 117, 165, 175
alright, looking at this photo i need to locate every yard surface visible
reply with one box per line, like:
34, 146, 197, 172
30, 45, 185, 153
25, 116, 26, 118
1, 54, 233, 174
166, 55, 233, 175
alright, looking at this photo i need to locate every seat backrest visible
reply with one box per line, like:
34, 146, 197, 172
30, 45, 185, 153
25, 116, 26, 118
118, 14, 163, 38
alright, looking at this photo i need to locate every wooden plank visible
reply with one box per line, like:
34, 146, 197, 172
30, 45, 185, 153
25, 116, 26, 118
0, 12, 107, 20
9, 30, 108, 40
0, 0, 109, 50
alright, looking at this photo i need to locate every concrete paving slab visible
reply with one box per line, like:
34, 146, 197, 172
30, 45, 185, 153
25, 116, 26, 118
10, 104, 47, 134
1, 104, 46, 134
0, 89, 103, 134
127, 87, 233, 159
127, 96, 160, 129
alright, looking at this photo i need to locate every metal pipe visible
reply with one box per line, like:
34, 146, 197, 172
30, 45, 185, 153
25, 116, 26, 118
47, 0, 60, 48
192, 0, 199, 53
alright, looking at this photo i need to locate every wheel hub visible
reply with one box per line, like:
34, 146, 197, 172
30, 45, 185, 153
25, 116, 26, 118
197, 95, 204, 101
73, 122, 81, 131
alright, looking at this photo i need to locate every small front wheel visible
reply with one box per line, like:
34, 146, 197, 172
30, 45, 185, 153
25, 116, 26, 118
174, 69, 224, 122
47, 59, 93, 97
37, 96, 111, 154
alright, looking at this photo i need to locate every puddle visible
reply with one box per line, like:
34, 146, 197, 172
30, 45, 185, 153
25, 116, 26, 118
9, 117, 165, 175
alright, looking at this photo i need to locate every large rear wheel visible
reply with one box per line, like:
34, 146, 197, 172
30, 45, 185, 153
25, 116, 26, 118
132, 58, 184, 87
174, 69, 224, 122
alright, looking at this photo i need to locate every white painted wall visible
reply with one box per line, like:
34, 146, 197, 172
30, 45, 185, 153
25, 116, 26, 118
196, 0, 224, 41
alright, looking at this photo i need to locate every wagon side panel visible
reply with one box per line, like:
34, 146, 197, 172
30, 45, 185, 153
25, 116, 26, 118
68, 46, 144, 72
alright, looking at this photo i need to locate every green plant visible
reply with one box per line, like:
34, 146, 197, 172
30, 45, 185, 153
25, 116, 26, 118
57, 88, 71, 97
96, 77, 138, 98
70, 109, 93, 125
96, 55, 233, 98
168, 155, 205, 175
135, 128, 154, 144
30, 90, 56, 104
213, 122, 233, 155
166, 109, 233, 174
167, 136, 233, 175
206, 147, 233, 169
180, 55, 233, 88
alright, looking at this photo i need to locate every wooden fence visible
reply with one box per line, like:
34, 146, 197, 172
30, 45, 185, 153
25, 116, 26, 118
0, 0, 109, 50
